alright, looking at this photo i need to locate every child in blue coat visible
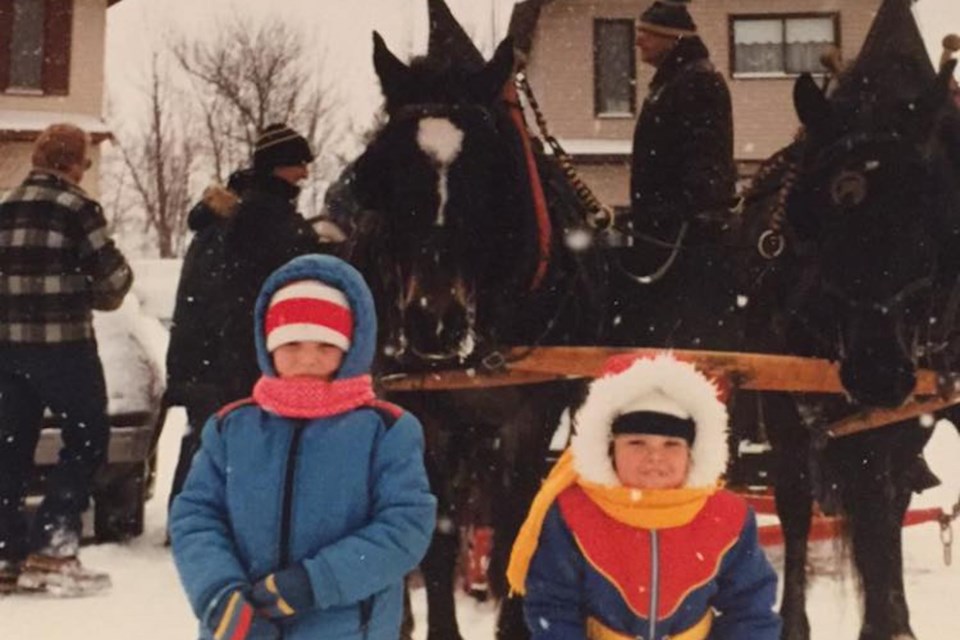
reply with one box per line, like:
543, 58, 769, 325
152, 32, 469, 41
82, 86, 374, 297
170, 254, 436, 640
507, 354, 781, 640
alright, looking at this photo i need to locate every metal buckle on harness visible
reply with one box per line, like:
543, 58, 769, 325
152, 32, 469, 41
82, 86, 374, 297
596, 228, 634, 249
481, 351, 507, 372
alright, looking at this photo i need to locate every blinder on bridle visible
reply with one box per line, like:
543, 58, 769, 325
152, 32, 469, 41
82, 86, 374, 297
390, 101, 497, 127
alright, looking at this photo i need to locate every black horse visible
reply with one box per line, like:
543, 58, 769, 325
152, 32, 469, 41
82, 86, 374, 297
731, 3, 960, 637
325, 4, 604, 638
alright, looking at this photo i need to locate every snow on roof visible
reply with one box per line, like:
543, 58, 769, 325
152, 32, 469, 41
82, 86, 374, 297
549, 138, 632, 157
0, 110, 112, 138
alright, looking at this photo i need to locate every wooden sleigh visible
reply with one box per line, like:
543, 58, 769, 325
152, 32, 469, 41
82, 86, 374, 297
382, 347, 960, 549
382, 347, 960, 438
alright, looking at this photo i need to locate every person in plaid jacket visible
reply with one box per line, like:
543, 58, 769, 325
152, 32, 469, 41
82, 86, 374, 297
0, 123, 133, 596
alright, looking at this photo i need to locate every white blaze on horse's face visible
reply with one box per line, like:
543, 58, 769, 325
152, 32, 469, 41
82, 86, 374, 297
417, 117, 464, 227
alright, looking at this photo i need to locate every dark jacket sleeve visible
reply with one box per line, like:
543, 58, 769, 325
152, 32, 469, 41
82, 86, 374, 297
166, 215, 228, 410
522, 506, 589, 640
709, 508, 782, 640
672, 70, 736, 218
75, 200, 133, 310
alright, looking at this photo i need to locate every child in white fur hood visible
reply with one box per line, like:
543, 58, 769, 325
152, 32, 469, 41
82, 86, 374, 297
507, 353, 781, 640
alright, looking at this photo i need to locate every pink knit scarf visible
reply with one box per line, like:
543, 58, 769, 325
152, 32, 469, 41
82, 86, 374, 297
252, 374, 376, 419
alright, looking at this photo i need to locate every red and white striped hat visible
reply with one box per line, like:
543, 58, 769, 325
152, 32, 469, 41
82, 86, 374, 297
265, 280, 353, 352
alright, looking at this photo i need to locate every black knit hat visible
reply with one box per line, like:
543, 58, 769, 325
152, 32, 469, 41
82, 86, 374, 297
253, 123, 314, 173
638, 0, 697, 38
611, 411, 696, 445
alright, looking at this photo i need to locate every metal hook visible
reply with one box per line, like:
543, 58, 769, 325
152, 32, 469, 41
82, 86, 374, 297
758, 229, 786, 260
940, 519, 953, 566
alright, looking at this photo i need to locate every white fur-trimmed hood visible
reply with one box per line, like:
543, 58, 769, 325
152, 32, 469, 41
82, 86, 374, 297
570, 354, 729, 488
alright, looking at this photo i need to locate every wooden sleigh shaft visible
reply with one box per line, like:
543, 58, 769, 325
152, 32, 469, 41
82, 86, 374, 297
380, 346, 960, 437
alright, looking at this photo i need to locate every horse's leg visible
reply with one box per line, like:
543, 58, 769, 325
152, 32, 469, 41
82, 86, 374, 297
421, 520, 465, 640
399, 393, 465, 640
769, 394, 813, 640
491, 417, 538, 640
492, 382, 580, 640
840, 426, 918, 640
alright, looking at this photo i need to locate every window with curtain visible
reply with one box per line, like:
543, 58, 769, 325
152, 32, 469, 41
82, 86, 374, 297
594, 19, 636, 117
0, 0, 73, 94
732, 14, 837, 77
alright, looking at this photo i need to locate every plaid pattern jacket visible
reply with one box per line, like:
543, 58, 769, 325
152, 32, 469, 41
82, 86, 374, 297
0, 170, 133, 344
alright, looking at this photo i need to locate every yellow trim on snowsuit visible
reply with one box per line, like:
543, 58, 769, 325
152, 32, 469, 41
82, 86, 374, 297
586, 610, 713, 640
507, 449, 719, 595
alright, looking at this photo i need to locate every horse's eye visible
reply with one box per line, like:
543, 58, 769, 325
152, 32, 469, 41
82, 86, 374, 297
830, 170, 868, 208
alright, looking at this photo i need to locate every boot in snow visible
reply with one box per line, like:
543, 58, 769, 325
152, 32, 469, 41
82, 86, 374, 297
0, 560, 20, 595
16, 554, 111, 597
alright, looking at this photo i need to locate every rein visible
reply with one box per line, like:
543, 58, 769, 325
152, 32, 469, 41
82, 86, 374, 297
516, 70, 688, 285
515, 70, 614, 231
503, 79, 552, 291
611, 222, 690, 285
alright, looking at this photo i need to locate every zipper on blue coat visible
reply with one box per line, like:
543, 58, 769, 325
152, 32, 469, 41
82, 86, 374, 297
359, 595, 373, 639
277, 422, 305, 640
279, 423, 305, 567
649, 530, 659, 640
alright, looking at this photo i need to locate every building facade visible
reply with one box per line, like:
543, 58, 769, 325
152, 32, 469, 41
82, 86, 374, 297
0, 0, 122, 194
518, 0, 883, 210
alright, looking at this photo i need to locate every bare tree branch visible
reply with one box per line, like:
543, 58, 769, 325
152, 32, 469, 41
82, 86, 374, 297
112, 52, 195, 257
170, 15, 344, 217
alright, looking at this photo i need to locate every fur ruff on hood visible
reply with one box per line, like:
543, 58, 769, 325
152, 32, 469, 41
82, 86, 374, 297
571, 354, 729, 488
202, 183, 240, 218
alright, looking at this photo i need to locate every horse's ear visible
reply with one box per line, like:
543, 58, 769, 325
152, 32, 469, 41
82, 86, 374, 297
373, 31, 410, 106
899, 59, 959, 142
471, 37, 515, 103
794, 73, 832, 135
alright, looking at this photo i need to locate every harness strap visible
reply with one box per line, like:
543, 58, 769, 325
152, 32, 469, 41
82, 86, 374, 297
503, 79, 552, 291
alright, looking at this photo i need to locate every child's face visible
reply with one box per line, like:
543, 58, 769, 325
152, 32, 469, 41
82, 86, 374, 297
613, 434, 691, 490
272, 341, 344, 381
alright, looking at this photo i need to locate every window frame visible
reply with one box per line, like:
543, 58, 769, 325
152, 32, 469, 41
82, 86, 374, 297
0, 0, 73, 96
728, 12, 841, 80
593, 17, 637, 118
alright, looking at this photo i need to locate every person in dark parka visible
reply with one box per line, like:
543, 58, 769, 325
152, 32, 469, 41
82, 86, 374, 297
611, 0, 739, 348
218, 124, 322, 403
164, 169, 252, 512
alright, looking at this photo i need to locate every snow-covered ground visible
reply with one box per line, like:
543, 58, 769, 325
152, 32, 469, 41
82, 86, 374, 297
1, 268, 959, 639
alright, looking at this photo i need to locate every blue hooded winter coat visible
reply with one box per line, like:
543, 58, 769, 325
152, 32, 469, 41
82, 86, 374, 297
170, 254, 437, 640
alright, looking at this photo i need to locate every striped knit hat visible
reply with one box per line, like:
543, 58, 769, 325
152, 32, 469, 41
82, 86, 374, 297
253, 123, 314, 173
638, 0, 697, 38
265, 280, 353, 352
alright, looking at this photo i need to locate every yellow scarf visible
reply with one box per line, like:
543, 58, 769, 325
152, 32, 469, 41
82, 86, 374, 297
506, 449, 719, 595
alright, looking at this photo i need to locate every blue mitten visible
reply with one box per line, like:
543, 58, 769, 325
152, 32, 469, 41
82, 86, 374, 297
209, 589, 280, 640
250, 565, 315, 619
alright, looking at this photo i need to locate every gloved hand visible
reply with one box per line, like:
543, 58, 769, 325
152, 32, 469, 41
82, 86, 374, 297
250, 564, 315, 619
209, 589, 280, 640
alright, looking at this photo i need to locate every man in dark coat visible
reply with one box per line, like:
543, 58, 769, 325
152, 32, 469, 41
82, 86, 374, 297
611, 0, 739, 348
218, 124, 322, 402
164, 169, 251, 511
